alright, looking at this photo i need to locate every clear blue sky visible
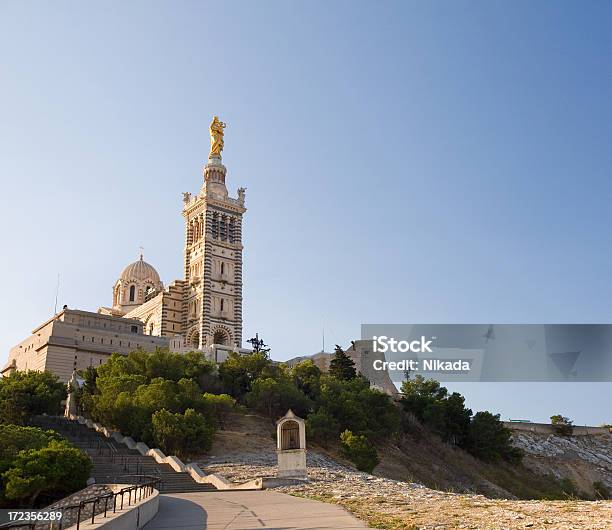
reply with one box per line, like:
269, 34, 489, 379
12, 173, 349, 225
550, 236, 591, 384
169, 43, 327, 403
1, 1, 611, 425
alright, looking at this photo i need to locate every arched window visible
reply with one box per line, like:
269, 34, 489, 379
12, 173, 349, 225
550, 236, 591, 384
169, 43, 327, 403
212, 213, 219, 239
228, 219, 235, 243
129, 285, 136, 302
213, 329, 228, 345
281, 420, 300, 450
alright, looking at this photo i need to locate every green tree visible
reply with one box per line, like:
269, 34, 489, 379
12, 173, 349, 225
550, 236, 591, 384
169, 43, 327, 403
182, 351, 220, 392
306, 409, 340, 448
75, 366, 98, 417
202, 393, 235, 428
339, 430, 379, 473
400, 375, 448, 421
133, 377, 182, 412
442, 392, 472, 445
422, 399, 447, 435
2, 440, 91, 508
328, 345, 356, 381
245, 377, 312, 418
79, 366, 98, 395
0, 426, 64, 476
0, 371, 66, 425
550, 414, 573, 436
218, 351, 276, 399
467, 411, 522, 463
151, 408, 213, 458
401, 376, 471, 445
291, 360, 322, 401
316, 375, 400, 440
144, 349, 185, 381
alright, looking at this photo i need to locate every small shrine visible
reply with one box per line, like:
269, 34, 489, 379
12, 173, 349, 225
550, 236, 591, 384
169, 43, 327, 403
276, 409, 307, 479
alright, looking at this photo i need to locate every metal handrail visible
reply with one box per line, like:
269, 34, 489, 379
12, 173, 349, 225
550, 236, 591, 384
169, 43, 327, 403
0, 476, 160, 530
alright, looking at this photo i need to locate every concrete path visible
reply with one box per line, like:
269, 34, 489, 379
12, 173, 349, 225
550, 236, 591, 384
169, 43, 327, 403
144, 490, 369, 530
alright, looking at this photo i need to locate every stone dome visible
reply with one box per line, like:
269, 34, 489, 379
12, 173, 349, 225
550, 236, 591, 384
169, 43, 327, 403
111, 254, 164, 314
119, 255, 161, 284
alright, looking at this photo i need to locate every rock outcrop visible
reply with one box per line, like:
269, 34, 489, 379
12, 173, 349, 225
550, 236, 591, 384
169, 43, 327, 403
511, 430, 612, 497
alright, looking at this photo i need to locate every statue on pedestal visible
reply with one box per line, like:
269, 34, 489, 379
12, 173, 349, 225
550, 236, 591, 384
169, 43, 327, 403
209, 116, 227, 157
65, 370, 80, 418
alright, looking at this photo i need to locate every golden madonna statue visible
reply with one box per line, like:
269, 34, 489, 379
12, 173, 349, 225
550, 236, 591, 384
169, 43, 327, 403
209, 116, 227, 157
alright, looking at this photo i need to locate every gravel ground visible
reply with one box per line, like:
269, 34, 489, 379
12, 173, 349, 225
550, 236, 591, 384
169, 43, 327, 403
200, 452, 612, 530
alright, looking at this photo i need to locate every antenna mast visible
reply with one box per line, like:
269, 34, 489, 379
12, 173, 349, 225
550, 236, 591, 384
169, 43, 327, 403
54, 273, 60, 314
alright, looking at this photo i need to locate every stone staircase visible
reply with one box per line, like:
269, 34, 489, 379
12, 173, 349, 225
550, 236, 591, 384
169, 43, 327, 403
32, 416, 217, 493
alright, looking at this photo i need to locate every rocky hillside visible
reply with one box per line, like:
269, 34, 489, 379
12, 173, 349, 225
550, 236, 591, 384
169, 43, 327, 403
199, 411, 611, 500
197, 411, 612, 529
511, 430, 612, 498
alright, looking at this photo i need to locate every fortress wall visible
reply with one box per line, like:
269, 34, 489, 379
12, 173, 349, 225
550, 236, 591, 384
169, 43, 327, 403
503, 421, 610, 436
346, 340, 400, 396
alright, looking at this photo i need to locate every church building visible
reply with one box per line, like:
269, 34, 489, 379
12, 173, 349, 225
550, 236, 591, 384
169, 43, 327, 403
3, 117, 250, 382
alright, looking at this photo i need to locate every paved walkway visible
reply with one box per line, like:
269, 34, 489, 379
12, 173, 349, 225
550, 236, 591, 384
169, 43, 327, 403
144, 490, 369, 530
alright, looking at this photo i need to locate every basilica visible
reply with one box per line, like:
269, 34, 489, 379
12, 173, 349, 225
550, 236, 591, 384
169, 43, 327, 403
2, 117, 250, 382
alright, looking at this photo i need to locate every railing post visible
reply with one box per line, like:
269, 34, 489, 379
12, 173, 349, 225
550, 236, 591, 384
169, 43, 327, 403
91, 500, 96, 524
76, 502, 82, 530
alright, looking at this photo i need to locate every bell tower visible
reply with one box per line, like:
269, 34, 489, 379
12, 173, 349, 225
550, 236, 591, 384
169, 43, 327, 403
182, 117, 246, 350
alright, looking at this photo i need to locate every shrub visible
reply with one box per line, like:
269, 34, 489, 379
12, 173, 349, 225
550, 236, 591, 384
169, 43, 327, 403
593, 481, 610, 500
558, 477, 578, 498
151, 408, 213, 458
339, 430, 379, 473
202, 393, 236, 427
306, 409, 340, 448
550, 414, 573, 436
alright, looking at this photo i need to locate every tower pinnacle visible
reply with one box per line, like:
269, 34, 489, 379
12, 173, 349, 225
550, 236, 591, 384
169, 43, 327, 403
209, 116, 226, 159
203, 116, 228, 199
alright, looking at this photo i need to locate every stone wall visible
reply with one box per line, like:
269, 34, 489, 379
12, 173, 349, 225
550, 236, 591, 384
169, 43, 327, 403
504, 421, 610, 436
3, 309, 170, 382
44, 484, 115, 528
66, 489, 159, 530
